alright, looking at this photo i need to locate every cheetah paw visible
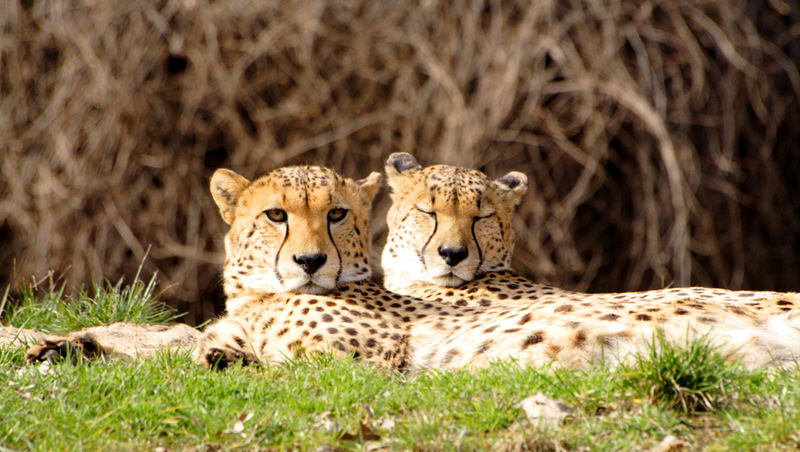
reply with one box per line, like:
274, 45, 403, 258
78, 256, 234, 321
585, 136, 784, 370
25, 334, 107, 365
203, 347, 253, 370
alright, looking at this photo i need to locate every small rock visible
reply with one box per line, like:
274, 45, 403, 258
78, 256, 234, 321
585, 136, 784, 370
226, 412, 253, 436
515, 393, 573, 428
313, 411, 337, 432
650, 435, 687, 452
377, 418, 396, 431
37, 361, 53, 375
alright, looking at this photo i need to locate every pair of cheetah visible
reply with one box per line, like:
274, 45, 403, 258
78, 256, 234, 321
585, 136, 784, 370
191, 153, 800, 371
27, 153, 800, 371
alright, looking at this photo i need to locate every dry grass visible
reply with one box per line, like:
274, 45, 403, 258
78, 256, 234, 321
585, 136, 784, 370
1, 0, 798, 322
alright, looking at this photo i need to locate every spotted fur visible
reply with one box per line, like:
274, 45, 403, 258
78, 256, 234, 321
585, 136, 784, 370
195, 166, 412, 368
382, 153, 527, 293
211, 166, 379, 298
194, 283, 412, 369
381, 154, 800, 369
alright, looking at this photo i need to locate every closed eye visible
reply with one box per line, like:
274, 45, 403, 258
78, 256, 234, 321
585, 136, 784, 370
415, 206, 436, 216
327, 207, 349, 223
474, 212, 495, 221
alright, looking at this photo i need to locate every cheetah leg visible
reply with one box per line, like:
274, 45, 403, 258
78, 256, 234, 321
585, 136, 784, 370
193, 316, 258, 370
26, 333, 110, 365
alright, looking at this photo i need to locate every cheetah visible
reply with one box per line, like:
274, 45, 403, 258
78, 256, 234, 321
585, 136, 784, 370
380, 153, 800, 368
196, 164, 800, 370
25, 166, 409, 369
209, 166, 378, 299
382, 152, 572, 300
193, 166, 411, 369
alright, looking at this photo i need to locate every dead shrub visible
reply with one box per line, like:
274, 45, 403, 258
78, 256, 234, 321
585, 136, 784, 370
1, 0, 798, 322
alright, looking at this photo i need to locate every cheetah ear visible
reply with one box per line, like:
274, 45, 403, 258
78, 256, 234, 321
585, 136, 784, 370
355, 172, 383, 204
385, 152, 421, 192
210, 168, 251, 224
492, 171, 528, 207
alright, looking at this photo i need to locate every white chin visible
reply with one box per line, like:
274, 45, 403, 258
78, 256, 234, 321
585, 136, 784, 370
293, 282, 333, 294
282, 275, 337, 294
430, 274, 467, 287
286, 281, 333, 295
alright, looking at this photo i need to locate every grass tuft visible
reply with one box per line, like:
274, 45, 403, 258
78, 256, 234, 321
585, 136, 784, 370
0, 268, 179, 333
622, 330, 740, 413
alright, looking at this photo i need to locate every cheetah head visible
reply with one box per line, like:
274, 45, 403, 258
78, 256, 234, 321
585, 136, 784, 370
382, 153, 527, 293
211, 166, 382, 296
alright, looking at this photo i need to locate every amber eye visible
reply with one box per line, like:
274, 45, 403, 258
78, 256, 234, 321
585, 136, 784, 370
265, 208, 287, 223
327, 207, 348, 223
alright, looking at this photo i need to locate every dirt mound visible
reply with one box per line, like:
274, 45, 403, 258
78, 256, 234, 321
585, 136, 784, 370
1, 323, 199, 359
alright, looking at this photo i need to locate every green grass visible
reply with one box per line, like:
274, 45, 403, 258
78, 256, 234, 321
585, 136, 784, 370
2, 283, 800, 450
619, 330, 744, 413
0, 268, 180, 333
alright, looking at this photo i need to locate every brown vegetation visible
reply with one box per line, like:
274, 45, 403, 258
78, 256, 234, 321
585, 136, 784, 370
2, 0, 799, 323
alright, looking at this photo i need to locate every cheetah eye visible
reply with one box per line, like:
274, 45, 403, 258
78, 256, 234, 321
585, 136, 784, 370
474, 212, 494, 221
265, 208, 287, 223
416, 206, 436, 216
327, 207, 348, 223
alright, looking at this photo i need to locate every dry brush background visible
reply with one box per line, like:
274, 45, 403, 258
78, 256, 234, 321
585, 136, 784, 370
1, 0, 799, 323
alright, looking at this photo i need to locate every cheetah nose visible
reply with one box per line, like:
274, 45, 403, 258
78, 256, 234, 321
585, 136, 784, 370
293, 252, 328, 275
438, 246, 468, 267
